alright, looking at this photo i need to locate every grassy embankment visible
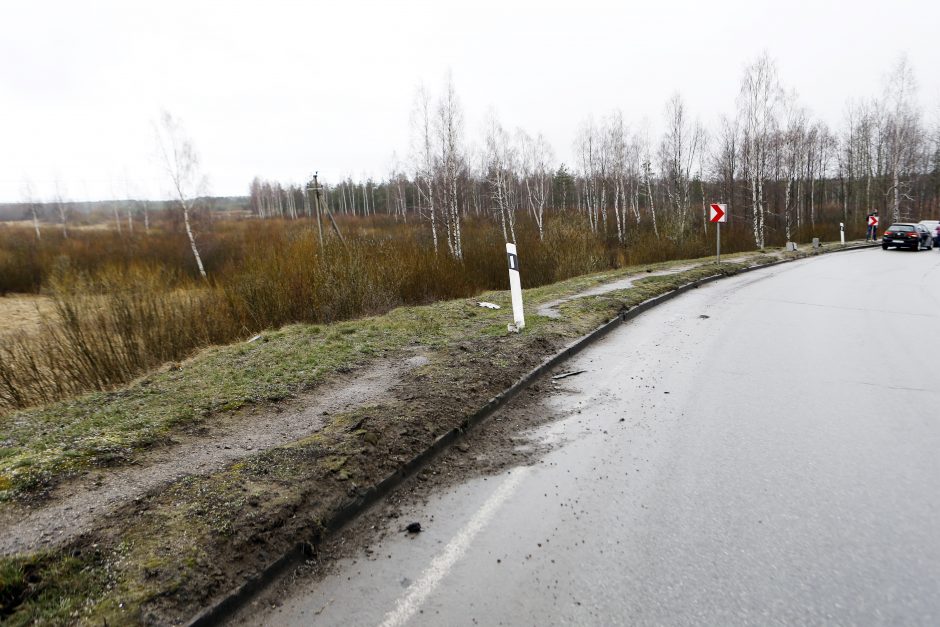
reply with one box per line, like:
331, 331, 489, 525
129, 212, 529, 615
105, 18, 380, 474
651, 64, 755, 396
0, 243, 834, 625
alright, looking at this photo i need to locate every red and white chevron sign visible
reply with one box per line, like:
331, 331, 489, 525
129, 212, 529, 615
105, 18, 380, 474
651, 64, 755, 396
709, 203, 727, 223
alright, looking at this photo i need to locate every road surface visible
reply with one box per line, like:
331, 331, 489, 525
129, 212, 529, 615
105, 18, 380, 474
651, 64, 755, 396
248, 248, 940, 626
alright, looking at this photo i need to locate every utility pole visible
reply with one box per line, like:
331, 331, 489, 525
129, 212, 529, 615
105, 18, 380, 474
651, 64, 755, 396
307, 173, 346, 248
306, 174, 324, 247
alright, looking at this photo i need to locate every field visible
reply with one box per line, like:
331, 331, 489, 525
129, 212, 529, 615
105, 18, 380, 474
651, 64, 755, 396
0, 211, 791, 415
0, 295, 53, 338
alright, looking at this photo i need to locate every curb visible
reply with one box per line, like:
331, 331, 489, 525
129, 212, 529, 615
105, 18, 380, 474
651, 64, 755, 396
187, 242, 876, 626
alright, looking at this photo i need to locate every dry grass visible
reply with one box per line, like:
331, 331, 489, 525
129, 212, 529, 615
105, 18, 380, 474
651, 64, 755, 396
0, 210, 838, 415
0, 296, 54, 338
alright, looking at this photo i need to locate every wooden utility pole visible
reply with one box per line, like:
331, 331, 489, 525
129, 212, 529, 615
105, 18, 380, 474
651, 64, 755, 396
307, 174, 324, 247
307, 173, 345, 247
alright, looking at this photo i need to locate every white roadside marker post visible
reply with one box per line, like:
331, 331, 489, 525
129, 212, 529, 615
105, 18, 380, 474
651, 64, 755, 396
840, 222, 845, 245
506, 243, 524, 332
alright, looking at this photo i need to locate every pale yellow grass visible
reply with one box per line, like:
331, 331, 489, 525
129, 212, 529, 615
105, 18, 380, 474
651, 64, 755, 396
0, 220, 114, 231
0, 294, 55, 337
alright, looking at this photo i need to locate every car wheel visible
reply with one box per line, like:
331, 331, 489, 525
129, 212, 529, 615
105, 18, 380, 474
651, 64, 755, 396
882, 244, 889, 250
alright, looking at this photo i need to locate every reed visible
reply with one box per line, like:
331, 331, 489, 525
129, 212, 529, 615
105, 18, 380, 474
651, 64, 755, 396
0, 212, 818, 413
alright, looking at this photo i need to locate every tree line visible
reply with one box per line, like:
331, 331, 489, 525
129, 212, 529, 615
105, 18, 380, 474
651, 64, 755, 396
250, 54, 939, 254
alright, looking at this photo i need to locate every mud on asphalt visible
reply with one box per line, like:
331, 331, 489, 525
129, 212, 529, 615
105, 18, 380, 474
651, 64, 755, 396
229, 369, 579, 624
1, 327, 584, 625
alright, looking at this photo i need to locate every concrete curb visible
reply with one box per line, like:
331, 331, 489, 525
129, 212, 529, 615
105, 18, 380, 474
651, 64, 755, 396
186, 242, 876, 626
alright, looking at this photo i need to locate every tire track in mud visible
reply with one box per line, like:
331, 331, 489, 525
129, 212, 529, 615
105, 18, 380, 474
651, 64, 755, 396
536, 265, 698, 319
0, 356, 426, 556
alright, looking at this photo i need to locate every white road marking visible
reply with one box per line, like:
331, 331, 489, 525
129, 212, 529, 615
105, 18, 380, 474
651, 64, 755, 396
377, 467, 531, 627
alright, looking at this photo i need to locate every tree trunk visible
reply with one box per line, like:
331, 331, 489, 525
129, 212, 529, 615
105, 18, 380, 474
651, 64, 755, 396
183, 203, 207, 279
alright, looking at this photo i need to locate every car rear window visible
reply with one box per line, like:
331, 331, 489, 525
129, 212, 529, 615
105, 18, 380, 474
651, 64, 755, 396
887, 225, 914, 232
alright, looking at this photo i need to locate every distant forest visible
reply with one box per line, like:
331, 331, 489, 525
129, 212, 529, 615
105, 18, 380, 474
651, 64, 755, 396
0, 197, 249, 223
247, 55, 939, 251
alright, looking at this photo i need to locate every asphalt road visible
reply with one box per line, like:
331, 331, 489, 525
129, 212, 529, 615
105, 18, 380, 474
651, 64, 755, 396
252, 248, 940, 626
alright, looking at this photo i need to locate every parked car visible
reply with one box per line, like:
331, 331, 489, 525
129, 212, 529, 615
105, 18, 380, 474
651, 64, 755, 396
917, 220, 940, 247
882, 223, 933, 250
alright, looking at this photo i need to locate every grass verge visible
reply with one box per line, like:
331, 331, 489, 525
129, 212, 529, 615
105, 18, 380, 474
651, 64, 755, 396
0, 243, 859, 624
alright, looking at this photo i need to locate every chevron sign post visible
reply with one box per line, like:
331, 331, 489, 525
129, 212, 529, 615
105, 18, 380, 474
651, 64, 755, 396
710, 203, 727, 264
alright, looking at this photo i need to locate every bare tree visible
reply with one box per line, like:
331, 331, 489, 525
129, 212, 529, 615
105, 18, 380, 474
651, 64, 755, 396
484, 113, 518, 243
780, 92, 807, 240
638, 126, 659, 238
711, 115, 738, 220
519, 130, 554, 241
410, 86, 439, 253
52, 179, 69, 238
738, 53, 782, 248
575, 117, 608, 233
435, 74, 464, 259
155, 110, 207, 279
659, 93, 704, 236
606, 112, 629, 243
20, 180, 41, 240
883, 56, 921, 222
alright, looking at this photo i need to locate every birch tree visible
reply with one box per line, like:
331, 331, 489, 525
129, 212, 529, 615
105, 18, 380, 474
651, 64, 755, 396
52, 179, 69, 239
606, 112, 628, 243
576, 118, 608, 233
519, 130, 554, 241
883, 56, 921, 222
435, 75, 464, 259
780, 93, 807, 240
738, 53, 782, 249
410, 86, 439, 253
659, 93, 704, 236
20, 181, 41, 240
155, 110, 208, 279
711, 115, 738, 219
484, 114, 518, 243
639, 127, 659, 238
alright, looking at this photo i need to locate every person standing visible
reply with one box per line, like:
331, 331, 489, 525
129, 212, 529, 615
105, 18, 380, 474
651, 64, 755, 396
866, 210, 879, 242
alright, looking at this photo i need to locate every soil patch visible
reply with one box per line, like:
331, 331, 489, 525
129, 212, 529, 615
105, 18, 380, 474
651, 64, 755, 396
230, 372, 580, 623
0, 356, 424, 556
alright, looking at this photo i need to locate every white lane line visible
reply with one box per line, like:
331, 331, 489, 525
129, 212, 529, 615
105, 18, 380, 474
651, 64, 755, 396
378, 467, 531, 627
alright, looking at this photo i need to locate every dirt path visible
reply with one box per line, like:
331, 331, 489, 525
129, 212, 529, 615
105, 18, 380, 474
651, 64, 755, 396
0, 356, 426, 556
536, 264, 698, 318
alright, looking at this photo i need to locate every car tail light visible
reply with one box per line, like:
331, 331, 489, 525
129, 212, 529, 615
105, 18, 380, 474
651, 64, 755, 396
885, 232, 893, 236
909, 232, 918, 237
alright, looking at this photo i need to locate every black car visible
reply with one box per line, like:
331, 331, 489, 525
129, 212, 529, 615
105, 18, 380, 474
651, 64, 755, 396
882, 223, 933, 250
918, 220, 940, 247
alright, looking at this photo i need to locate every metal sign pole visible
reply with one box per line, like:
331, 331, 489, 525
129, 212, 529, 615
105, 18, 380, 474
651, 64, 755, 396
709, 203, 727, 264
717, 221, 721, 265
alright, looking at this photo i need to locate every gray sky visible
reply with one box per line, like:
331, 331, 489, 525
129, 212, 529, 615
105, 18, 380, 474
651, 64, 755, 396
2, 0, 938, 202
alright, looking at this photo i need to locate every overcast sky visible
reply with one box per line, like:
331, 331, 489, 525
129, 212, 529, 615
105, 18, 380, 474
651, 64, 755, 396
2, 0, 938, 202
